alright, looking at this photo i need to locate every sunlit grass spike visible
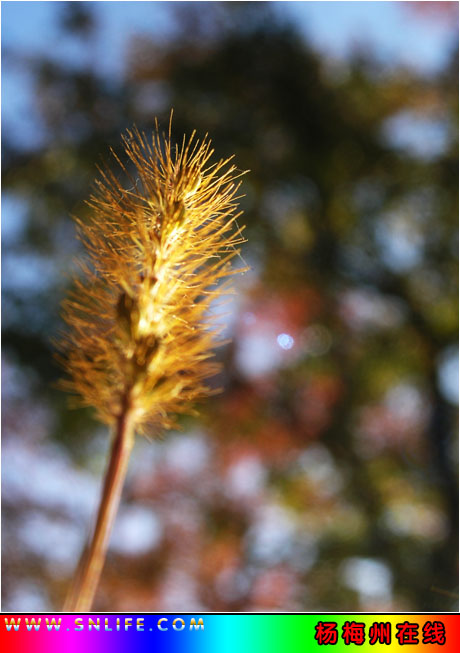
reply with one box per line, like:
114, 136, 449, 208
58, 117, 247, 611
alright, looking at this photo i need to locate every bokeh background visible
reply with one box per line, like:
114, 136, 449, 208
2, 1, 458, 612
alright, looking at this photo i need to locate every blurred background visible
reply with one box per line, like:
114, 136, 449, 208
2, 1, 458, 612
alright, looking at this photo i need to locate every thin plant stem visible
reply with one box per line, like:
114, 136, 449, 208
64, 395, 135, 612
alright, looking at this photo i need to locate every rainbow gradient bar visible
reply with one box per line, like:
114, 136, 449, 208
1, 614, 458, 652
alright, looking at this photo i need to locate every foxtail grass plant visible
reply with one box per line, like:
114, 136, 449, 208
58, 118, 247, 611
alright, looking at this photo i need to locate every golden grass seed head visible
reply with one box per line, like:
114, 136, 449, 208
57, 120, 247, 435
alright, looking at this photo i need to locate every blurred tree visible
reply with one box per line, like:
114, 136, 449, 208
2, 1, 458, 611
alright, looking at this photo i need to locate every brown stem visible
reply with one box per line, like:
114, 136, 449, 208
64, 399, 135, 612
